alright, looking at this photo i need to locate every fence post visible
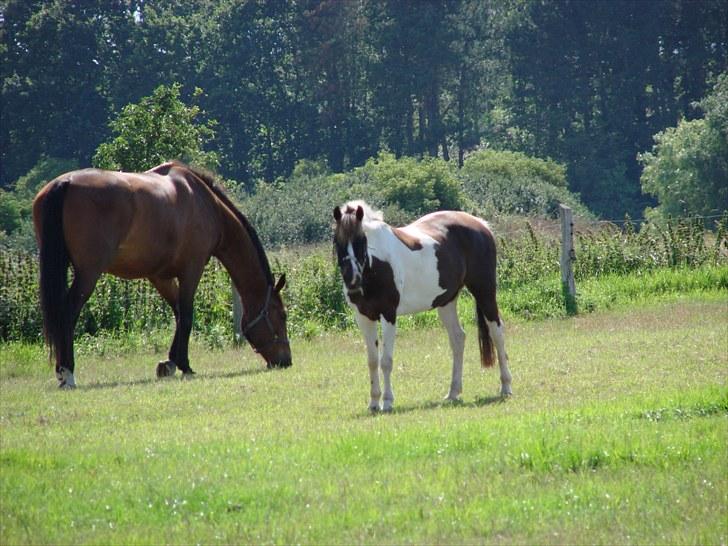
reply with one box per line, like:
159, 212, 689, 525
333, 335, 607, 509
559, 204, 577, 315
232, 286, 243, 344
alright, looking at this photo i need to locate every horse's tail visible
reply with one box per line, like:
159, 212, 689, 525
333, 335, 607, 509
475, 303, 495, 368
37, 180, 71, 361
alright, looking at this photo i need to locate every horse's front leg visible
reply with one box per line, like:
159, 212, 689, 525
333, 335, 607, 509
172, 294, 196, 376
380, 318, 397, 412
355, 313, 381, 411
150, 277, 180, 378
169, 269, 204, 377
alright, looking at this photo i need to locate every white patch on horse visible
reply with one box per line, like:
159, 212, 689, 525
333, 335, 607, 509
364, 223, 445, 315
56, 367, 76, 389
347, 242, 363, 285
486, 318, 512, 396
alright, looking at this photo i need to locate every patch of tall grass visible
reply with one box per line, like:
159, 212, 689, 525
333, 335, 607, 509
1, 216, 726, 346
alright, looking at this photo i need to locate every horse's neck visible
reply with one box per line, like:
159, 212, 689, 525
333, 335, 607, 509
215, 214, 270, 305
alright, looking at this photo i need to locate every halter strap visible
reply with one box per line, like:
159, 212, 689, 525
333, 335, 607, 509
241, 285, 289, 351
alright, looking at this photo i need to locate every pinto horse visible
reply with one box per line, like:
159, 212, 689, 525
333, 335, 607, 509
33, 161, 291, 388
333, 201, 511, 411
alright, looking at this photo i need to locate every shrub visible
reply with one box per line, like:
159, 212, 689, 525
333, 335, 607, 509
639, 74, 728, 223
239, 169, 349, 248
0, 157, 78, 237
351, 152, 462, 216
93, 83, 219, 172
458, 149, 590, 218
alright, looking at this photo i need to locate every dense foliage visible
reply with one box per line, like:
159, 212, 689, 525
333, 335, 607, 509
2, 0, 726, 217
0, 157, 78, 251
93, 84, 219, 172
2, 215, 725, 343
639, 75, 728, 223
239, 150, 587, 248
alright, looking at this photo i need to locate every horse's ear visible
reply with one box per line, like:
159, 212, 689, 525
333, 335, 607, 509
333, 206, 342, 222
274, 274, 286, 293
356, 205, 364, 222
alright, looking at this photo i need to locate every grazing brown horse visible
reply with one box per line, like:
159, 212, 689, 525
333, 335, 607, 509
333, 201, 511, 412
33, 161, 291, 388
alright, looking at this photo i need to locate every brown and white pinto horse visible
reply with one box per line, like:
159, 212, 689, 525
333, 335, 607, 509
33, 161, 291, 388
333, 201, 511, 411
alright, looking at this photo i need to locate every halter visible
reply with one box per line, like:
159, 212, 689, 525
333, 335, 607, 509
343, 252, 366, 276
241, 285, 289, 352
340, 241, 369, 297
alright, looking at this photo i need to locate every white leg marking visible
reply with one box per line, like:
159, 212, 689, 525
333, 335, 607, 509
355, 313, 381, 411
486, 319, 512, 396
56, 367, 76, 389
380, 319, 397, 412
438, 300, 465, 401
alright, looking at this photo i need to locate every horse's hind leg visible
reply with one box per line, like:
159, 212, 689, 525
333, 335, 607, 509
58, 269, 101, 388
437, 299, 465, 401
487, 315, 512, 396
482, 303, 512, 397
469, 284, 512, 397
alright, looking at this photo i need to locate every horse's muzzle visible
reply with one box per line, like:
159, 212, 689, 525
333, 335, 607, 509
267, 356, 292, 369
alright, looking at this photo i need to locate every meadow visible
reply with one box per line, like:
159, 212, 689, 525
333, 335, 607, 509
1, 296, 726, 545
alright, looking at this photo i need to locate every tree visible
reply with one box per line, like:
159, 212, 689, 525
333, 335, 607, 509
639, 75, 728, 222
0, 1, 137, 186
93, 84, 218, 172
504, 0, 728, 218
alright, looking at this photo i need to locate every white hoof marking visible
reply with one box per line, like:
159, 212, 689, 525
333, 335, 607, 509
56, 368, 76, 389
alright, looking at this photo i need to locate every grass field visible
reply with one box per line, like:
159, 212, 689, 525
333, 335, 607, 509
1, 297, 727, 545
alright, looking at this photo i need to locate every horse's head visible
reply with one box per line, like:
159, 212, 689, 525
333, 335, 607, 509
242, 275, 292, 368
333, 204, 369, 296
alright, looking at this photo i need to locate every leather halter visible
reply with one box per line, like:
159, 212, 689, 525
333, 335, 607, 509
241, 285, 288, 352
341, 245, 368, 297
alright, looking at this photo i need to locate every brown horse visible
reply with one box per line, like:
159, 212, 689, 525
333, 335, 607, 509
32, 161, 291, 388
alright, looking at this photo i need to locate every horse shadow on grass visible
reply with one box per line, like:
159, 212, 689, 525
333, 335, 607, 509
355, 394, 508, 418
78, 366, 270, 391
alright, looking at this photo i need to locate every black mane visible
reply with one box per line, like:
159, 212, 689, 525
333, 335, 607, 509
166, 161, 274, 285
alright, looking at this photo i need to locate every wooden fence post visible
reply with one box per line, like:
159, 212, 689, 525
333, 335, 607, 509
232, 286, 243, 344
559, 204, 577, 315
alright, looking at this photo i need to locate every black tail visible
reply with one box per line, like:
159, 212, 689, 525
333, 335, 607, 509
38, 180, 70, 362
475, 303, 495, 368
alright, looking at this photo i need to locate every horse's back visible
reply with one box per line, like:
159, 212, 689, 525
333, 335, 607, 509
385, 210, 496, 312
35, 167, 220, 279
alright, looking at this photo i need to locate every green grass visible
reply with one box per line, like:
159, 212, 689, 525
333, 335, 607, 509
1, 298, 727, 544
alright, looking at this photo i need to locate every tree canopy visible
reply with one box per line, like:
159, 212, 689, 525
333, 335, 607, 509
2, 0, 726, 218
93, 83, 218, 172
639, 75, 728, 222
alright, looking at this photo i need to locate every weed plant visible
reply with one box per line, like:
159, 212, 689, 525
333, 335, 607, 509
1, 216, 726, 345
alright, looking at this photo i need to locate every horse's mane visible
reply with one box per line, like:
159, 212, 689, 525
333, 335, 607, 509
335, 200, 384, 244
153, 161, 274, 285
344, 200, 384, 222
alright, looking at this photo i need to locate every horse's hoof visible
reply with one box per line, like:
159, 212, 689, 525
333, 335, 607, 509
500, 386, 513, 397
181, 369, 196, 379
156, 360, 176, 378
56, 368, 76, 389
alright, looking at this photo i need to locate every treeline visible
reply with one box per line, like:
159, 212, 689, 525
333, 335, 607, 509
2, 0, 726, 218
